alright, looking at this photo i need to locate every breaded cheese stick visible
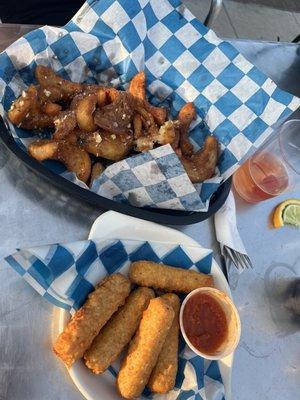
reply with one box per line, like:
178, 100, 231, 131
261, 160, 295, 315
148, 293, 180, 393
84, 287, 154, 374
129, 261, 213, 293
53, 273, 131, 368
117, 297, 175, 399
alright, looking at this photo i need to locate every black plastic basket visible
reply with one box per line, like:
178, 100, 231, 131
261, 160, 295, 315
0, 117, 231, 225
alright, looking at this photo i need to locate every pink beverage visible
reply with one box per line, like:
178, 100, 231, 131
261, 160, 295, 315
233, 152, 289, 203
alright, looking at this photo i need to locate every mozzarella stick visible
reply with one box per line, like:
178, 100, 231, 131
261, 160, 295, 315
53, 273, 131, 368
148, 293, 180, 393
117, 297, 175, 399
129, 261, 213, 293
84, 287, 154, 374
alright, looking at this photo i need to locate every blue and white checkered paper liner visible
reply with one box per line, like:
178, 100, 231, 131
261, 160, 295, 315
1, 0, 299, 212
3, 238, 225, 400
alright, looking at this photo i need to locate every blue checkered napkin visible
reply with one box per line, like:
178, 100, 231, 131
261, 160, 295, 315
2, 238, 225, 400
91, 145, 205, 211
0, 0, 299, 212
69, 0, 300, 175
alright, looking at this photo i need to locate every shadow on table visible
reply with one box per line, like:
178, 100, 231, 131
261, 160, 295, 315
264, 261, 300, 337
0, 142, 100, 226
231, 0, 300, 12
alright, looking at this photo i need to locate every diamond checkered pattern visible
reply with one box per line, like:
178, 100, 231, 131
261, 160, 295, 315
0, 0, 299, 211
91, 144, 205, 211
3, 238, 224, 399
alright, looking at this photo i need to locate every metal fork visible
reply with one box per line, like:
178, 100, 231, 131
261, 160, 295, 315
224, 246, 253, 271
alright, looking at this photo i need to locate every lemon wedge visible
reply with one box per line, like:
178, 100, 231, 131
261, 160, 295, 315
273, 199, 300, 228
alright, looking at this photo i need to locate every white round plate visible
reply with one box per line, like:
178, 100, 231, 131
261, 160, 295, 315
55, 211, 234, 400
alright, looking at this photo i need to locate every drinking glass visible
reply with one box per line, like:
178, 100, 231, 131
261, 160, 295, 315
233, 119, 300, 203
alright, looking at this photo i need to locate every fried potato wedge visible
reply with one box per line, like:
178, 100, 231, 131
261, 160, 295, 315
129, 72, 167, 125
129, 72, 145, 101
29, 139, 91, 183
134, 118, 177, 152
37, 85, 64, 103
70, 92, 84, 110
178, 102, 196, 126
75, 94, 97, 132
156, 121, 177, 146
42, 102, 62, 116
8, 87, 34, 125
10, 85, 56, 129
134, 136, 155, 152
77, 130, 133, 161
53, 110, 77, 140
90, 162, 105, 187
28, 139, 59, 161
134, 103, 157, 131
178, 103, 196, 157
71, 87, 105, 110
56, 142, 91, 183
97, 89, 107, 108
179, 136, 218, 183
63, 128, 80, 145
147, 104, 167, 126
20, 113, 54, 130
133, 103, 160, 152
94, 92, 134, 134
106, 87, 120, 103
76, 84, 107, 106
133, 113, 143, 139
35, 65, 82, 101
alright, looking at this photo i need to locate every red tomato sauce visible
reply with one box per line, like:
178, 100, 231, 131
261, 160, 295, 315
182, 292, 228, 354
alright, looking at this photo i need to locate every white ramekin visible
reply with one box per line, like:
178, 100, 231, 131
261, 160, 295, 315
179, 287, 241, 360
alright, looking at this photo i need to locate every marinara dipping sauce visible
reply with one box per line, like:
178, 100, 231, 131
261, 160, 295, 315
182, 292, 228, 355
